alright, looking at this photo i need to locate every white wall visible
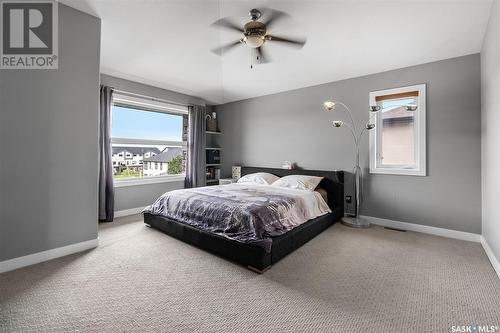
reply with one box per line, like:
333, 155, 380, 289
481, 0, 500, 263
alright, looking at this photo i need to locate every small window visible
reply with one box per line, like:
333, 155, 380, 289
369, 84, 426, 176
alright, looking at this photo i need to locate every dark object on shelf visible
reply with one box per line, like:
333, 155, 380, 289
144, 167, 344, 272
206, 166, 220, 180
206, 149, 221, 164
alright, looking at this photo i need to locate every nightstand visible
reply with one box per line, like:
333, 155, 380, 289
219, 178, 236, 185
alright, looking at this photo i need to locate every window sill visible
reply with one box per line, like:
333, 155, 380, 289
114, 175, 185, 188
369, 168, 426, 176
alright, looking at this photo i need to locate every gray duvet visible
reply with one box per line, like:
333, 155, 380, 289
143, 183, 331, 252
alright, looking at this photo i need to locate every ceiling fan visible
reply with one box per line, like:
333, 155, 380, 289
210, 8, 307, 68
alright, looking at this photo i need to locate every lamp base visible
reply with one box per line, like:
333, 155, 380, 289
341, 216, 371, 228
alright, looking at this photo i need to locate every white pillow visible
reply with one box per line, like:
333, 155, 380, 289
237, 172, 280, 185
272, 175, 323, 191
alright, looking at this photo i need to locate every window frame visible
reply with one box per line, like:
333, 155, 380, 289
368, 84, 427, 176
111, 93, 188, 187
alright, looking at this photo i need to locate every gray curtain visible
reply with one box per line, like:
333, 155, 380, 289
185, 105, 206, 188
98, 85, 115, 222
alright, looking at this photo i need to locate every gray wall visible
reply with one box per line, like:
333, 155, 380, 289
114, 181, 184, 211
216, 54, 482, 234
100, 74, 205, 107
481, 1, 500, 262
0, 5, 101, 261
100, 74, 195, 212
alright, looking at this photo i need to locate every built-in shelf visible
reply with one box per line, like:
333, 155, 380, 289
206, 120, 222, 186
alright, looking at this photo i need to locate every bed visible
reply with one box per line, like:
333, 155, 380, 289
143, 167, 344, 273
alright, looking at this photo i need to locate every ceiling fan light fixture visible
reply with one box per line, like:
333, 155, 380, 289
244, 35, 265, 48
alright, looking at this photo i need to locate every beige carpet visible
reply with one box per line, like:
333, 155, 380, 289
1, 215, 499, 333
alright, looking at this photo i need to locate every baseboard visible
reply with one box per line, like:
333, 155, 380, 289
0, 238, 98, 274
480, 236, 500, 279
114, 206, 145, 218
360, 215, 481, 242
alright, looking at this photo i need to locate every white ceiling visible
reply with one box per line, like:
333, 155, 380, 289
61, 0, 493, 104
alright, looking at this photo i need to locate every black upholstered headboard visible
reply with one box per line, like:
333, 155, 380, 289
241, 166, 344, 213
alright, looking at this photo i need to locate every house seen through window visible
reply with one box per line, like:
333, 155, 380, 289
378, 97, 417, 166
111, 94, 188, 181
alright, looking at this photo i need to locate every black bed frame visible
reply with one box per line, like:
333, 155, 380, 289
144, 167, 344, 273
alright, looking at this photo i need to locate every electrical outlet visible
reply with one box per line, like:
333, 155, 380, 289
345, 195, 352, 203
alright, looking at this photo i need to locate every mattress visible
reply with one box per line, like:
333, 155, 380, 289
142, 183, 331, 252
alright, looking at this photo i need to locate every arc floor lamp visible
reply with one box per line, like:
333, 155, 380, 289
322, 100, 381, 228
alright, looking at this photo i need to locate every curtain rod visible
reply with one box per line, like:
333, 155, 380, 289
111, 88, 195, 108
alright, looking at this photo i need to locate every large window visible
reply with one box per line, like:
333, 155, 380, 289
111, 93, 188, 186
369, 84, 426, 176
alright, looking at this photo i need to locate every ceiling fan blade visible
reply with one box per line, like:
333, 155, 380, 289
211, 17, 244, 33
256, 47, 271, 63
266, 35, 306, 48
260, 8, 289, 29
210, 40, 242, 56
